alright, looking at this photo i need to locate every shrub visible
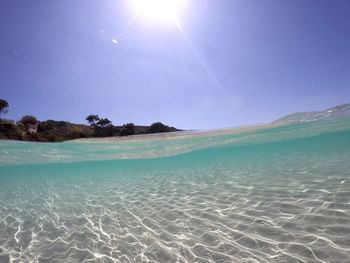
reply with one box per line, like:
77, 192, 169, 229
0, 98, 9, 120
120, 123, 135, 136
93, 126, 115, 137
20, 115, 37, 125
149, 122, 172, 133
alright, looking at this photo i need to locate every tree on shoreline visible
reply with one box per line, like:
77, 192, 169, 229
86, 114, 114, 137
0, 98, 9, 121
86, 115, 112, 128
20, 115, 38, 125
97, 118, 112, 128
149, 122, 172, 133
120, 123, 135, 136
86, 114, 100, 127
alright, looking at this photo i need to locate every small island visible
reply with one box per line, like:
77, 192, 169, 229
0, 98, 181, 142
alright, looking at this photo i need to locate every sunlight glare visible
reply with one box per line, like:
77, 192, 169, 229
130, 0, 187, 22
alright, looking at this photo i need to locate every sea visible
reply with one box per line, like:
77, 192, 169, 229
0, 118, 350, 262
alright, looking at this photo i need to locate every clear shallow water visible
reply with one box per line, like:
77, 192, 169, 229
0, 119, 350, 262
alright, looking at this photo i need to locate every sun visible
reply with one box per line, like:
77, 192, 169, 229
130, 0, 187, 22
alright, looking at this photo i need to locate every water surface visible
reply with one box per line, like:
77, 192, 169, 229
1, 119, 350, 262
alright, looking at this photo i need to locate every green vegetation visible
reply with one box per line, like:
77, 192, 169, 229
86, 115, 114, 137
97, 118, 112, 128
120, 123, 136, 136
20, 115, 38, 125
149, 122, 175, 133
86, 115, 112, 129
0, 98, 180, 142
86, 114, 100, 127
0, 98, 9, 120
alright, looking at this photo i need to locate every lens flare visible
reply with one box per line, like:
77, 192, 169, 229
130, 0, 187, 22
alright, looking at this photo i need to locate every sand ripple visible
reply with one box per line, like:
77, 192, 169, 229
1, 126, 350, 262
0, 151, 350, 263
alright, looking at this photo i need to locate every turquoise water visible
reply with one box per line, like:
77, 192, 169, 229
1, 119, 350, 262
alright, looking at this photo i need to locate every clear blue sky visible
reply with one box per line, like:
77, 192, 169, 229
1, 0, 350, 129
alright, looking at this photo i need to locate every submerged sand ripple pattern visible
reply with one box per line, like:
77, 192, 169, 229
1, 148, 350, 263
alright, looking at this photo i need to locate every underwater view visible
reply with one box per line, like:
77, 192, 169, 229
1, 116, 350, 262
2, 1, 350, 262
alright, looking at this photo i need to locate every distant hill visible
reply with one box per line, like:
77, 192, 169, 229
273, 103, 350, 125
